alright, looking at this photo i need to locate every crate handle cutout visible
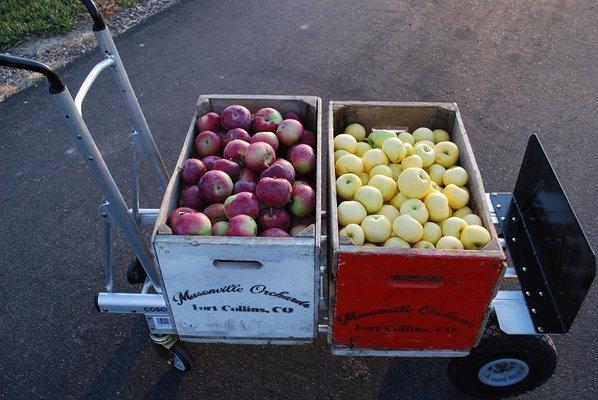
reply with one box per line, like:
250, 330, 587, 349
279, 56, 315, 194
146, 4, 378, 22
388, 274, 444, 289
213, 260, 263, 269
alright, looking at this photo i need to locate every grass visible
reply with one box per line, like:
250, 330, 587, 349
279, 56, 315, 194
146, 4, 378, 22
0, 0, 137, 51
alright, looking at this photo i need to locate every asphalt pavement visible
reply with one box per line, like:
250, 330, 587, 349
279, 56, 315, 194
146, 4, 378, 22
1, 0, 597, 399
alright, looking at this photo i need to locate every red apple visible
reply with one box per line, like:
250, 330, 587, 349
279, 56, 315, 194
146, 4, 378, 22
224, 192, 260, 219
300, 130, 316, 147
167, 207, 195, 229
289, 182, 315, 217
245, 142, 276, 171
238, 167, 257, 183
252, 107, 283, 132
276, 119, 304, 147
213, 159, 240, 180
203, 203, 227, 224
226, 214, 258, 236
261, 228, 290, 237
260, 158, 295, 183
180, 185, 203, 210
212, 221, 229, 236
233, 180, 256, 194
258, 208, 291, 232
256, 177, 292, 208
221, 105, 252, 130
251, 131, 279, 151
223, 128, 251, 145
181, 158, 206, 185
198, 170, 233, 203
288, 144, 316, 175
194, 131, 222, 157
202, 155, 220, 171
173, 212, 212, 236
223, 139, 250, 166
196, 112, 220, 132
283, 112, 301, 122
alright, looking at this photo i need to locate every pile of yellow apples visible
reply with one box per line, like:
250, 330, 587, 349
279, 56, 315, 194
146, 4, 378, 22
334, 124, 492, 250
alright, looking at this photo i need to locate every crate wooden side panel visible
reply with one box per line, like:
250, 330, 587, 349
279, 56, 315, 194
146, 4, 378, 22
327, 101, 505, 351
152, 95, 322, 342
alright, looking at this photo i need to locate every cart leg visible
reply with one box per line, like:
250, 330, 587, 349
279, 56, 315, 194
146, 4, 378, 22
150, 334, 195, 372
447, 323, 557, 398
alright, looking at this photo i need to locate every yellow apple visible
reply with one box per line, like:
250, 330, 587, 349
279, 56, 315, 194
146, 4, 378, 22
392, 214, 424, 243
361, 214, 392, 243
381, 137, 406, 163
424, 192, 451, 222
334, 149, 349, 161
359, 172, 370, 185
336, 173, 362, 200
389, 163, 403, 180
398, 131, 415, 145
419, 140, 436, 148
378, 204, 401, 223
403, 142, 414, 156
354, 185, 384, 213
401, 154, 423, 169
442, 217, 468, 238
400, 198, 428, 224
427, 164, 446, 185
443, 166, 468, 187
453, 206, 473, 218
344, 123, 366, 141
368, 129, 397, 148
414, 240, 435, 249
413, 142, 436, 168
436, 236, 464, 250
462, 214, 483, 226
434, 141, 459, 168
433, 129, 450, 143
412, 127, 435, 143
444, 184, 470, 209
355, 141, 373, 157
362, 242, 378, 247
333, 133, 358, 153
383, 236, 411, 248
339, 223, 365, 245
362, 148, 389, 172
337, 201, 367, 226
370, 164, 394, 178
424, 181, 441, 197
389, 192, 409, 209
397, 168, 431, 199
460, 225, 491, 249
422, 221, 442, 245
368, 174, 397, 201
335, 154, 364, 175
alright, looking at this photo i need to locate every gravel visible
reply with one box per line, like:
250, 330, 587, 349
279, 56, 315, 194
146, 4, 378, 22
0, 0, 180, 101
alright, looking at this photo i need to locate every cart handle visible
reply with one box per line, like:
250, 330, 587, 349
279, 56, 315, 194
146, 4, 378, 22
81, 0, 106, 31
0, 54, 64, 93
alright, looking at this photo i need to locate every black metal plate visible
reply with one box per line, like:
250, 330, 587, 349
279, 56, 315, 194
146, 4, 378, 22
491, 134, 596, 334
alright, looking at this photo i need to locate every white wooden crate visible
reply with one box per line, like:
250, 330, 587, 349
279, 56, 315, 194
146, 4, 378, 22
152, 95, 322, 343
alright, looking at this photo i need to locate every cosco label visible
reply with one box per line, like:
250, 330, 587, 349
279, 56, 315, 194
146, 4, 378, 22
144, 306, 168, 312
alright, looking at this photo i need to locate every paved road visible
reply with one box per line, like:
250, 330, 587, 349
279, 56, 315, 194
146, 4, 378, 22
1, 0, 596, 399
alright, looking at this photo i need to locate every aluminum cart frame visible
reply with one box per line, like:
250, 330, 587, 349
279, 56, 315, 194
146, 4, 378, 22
1, 1, 595, 398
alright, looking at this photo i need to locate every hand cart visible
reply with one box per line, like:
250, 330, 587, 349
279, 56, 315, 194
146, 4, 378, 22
1, 2, 595, 398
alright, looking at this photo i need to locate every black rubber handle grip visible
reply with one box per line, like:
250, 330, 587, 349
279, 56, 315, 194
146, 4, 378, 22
81, 0, 106, 31
0, 54, 65, 93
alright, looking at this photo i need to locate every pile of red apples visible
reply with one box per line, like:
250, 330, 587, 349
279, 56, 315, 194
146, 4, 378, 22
167, 105, 316, 237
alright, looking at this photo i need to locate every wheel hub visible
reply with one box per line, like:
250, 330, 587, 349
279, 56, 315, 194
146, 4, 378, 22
478, 358, 530, 387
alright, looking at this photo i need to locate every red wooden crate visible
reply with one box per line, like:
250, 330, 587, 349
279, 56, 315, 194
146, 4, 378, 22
327, 102, 505, 355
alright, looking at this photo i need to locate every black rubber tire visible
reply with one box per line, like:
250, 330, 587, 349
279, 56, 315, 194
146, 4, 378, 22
126, 257, 147, 284
447, 324, 557, 398
169, 342, 194, 372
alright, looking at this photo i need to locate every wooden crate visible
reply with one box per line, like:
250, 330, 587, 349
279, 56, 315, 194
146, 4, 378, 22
327, 101, 505, 355
152, 95, 322, 344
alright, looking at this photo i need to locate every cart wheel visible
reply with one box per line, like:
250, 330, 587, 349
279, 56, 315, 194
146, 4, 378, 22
127, 257, 147, 284
169, 342, 194, 372
447, 324, 556, 398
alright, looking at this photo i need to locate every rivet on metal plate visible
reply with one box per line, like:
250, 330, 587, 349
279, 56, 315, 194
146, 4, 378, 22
511, 216, 517, 222
531, 308, 537, 314
492, 192, 497, 196
496, 204, 502, 209
538, 327, 544, 332
522, 267, 527, 272
500, 216, 506, 221
539, 291, 544, 296
512, 237, 517, 242
525, 291, 531, 296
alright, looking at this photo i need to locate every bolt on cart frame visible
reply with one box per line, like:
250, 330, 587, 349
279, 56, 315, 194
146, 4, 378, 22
1, 1, 595, 398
